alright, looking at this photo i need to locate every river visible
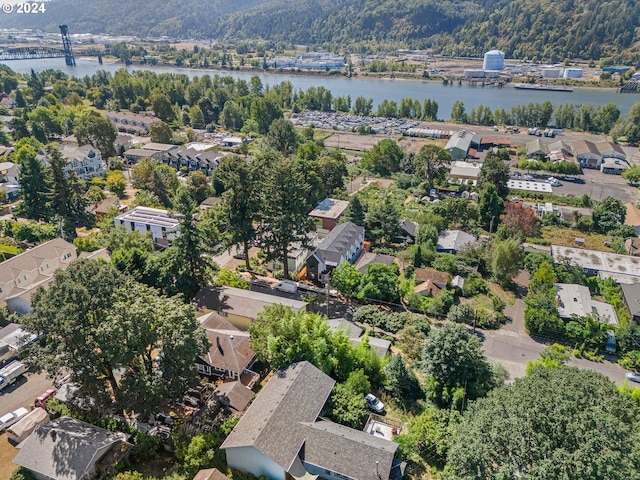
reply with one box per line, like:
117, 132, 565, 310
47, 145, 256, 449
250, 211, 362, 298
5, 57, 640, 117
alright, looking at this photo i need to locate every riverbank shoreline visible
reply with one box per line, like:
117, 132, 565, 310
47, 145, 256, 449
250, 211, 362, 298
82, 56, 626, 95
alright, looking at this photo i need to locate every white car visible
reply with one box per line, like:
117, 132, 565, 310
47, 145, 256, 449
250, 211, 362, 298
626, 372, 640, 383
523, 174, 535, 181
546, 177, 560, 186
365, 393, 384, 413
0, 407, 29, 432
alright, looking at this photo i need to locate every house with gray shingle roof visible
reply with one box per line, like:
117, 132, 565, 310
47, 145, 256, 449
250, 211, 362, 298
435, 230, 477, 254
306, 222, 365, 282
221, 361, 401, 480
13, 416, 130, 480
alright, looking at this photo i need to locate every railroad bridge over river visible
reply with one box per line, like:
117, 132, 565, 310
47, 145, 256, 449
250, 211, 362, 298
0, 25, 75, 66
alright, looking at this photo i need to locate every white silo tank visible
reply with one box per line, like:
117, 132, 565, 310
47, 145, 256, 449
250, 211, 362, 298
563, 68, 583, 79
483, 50, 505, 71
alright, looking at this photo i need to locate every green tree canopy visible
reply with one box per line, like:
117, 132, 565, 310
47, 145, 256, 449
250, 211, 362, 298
22, 259, 209, 416
360, 139, 404, 175
478, 153, 510, 199
446, 367, 640, 480
421, 323, 501, 408
413, 144, 451, 186
73, 109, 118, 158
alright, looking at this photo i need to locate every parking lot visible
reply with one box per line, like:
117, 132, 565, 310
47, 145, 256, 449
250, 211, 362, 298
509, 164, 640, 205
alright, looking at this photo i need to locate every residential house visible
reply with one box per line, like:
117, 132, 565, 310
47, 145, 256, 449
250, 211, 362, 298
621, 283, 640, 322
105, 111, 159, 134
122, 147, 165, 164
222, 136, 244, 147
626, 203, 640, 234
354, 252, 396, 275
435, 230, 477, 254
196, 312, 256, 381
266, 232, 318, 274
306, 222, 365, 282
398, 219, 419, 243
0, 161, 19, 185
413, 269, 450, 297
308, 198, 350, 231
555, 283, 618, 326
0, 238, 76, 314
88, 196, 127, 219
193, 469, 230, 480
326, 318, 391, 357
444, 131, 473, 160
572, 140, 601, 169
210, 381, 255, 414
526, 138, 548, 159
0, 95, 17, 109
221, 361, 402, 480
113, 206, 179, 248
166, 147, 224, 176
38, 144, 106, 181
199, 197, 222, 211
0, 146, 14, 157
625, 237, 640, 257
193, 285, 308, 330
13, 416, 131, 480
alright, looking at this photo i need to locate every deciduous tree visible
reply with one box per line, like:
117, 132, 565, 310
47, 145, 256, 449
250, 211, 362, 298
446, 367, 640, 479
73, 109, 117, 158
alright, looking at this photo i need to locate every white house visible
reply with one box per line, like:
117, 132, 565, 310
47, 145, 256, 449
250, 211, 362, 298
555, 283, 618, 326
0, 238, 76, 314
266, 232, 318, 274
113, 206, 179, 248
222, 361, 402, 480
0, 161, 20, 185
38, 145, 106, 181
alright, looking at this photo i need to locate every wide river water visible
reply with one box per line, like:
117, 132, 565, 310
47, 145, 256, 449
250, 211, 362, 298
6, 57, 640, 117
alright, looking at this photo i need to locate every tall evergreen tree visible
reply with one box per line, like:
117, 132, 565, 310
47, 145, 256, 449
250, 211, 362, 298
17, 149, 51, 221
161, 187, 216, 299
258, 157, 315, 278
47, 147, 93, 239
218, 156, 261, 270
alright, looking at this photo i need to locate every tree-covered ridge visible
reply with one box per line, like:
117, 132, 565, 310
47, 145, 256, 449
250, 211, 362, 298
209, 0, 488, 50
5, 0, 492, 50
2, 0, 265, 38
433, 0, 640, 63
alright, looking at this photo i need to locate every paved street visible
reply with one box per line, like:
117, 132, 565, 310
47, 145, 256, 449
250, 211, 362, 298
0, 370, 53, 416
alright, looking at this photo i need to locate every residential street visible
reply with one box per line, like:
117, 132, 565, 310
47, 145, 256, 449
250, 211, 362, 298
481, 270, 629, 384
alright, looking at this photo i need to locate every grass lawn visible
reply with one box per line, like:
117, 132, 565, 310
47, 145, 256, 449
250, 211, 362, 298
541, 226, 613, 252
0, 244, 22, 255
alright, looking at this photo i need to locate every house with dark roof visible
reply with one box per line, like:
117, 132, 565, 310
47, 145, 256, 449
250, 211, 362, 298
621, 283, 640, 322
196, 312, 256, 381
435, 230, 477, 254
221, 361, 402, 480
354, 252, 396, 275
306, 222, 365, 282
398, 219, 418, 243
166, 147, 224, 176
13, 416, 131, 480
326, 318, 391, 358
309, 198, 350, 231
193, 285, 308, 330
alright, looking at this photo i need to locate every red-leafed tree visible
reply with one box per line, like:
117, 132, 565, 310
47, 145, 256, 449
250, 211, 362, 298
500, 202, 540, 238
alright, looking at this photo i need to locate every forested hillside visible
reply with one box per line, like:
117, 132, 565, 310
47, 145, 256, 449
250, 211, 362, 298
4, 0, 640, 62
432, 0, 640, 63
2, 0, 494, 50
